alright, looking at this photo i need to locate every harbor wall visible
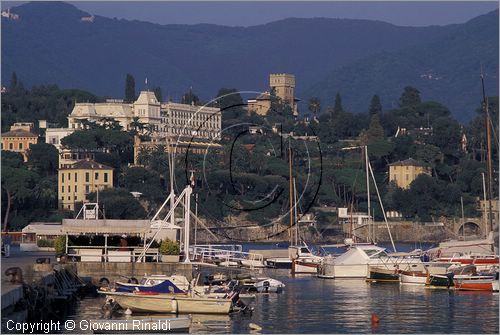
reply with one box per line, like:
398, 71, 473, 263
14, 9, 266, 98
352, 222, 452, 243
195, 220, 458, 244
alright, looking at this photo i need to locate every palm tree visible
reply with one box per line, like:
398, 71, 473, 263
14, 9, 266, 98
308, 97, 321, 120
130, 117, 145, 134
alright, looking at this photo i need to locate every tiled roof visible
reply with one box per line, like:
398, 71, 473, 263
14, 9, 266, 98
60, 159, 113, 170
388, 158, 427, 167
1, 129, 37, 138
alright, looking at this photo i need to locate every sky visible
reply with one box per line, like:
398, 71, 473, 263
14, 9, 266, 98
2, 1, 499, 27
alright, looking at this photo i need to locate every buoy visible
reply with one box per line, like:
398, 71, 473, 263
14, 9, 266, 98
371, 313, 380, 324
248, 323, 262, 331
125, 308, 132, 316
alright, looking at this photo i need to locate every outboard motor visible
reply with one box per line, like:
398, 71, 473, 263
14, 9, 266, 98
446, 272, 455, 288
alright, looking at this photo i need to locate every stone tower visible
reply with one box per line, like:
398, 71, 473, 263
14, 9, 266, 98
270, 73, 295, 104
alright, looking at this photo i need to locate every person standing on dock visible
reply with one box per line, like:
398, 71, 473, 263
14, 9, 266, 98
119, 234, 129, 251
3, 232, 12, 257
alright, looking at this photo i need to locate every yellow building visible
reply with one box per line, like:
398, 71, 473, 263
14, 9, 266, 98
388, 158, 430, 189
248, 73, 299, 116
1, 123, 38, 161
58, 159, 113, 210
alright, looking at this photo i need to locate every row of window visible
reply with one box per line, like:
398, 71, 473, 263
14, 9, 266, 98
61, 184, 109, 194
1, 142, 28, 150
61, 172, 109, 183
392, 166, 413, 170
392, 174, 411, 181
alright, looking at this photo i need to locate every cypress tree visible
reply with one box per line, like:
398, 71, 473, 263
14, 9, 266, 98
333, 92, 343, 115
125, 74, 136, 102
369, 94, 382, 115
10, 71, 18, 90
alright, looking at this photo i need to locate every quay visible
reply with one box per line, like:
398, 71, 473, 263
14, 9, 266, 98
1, 247, 57, 329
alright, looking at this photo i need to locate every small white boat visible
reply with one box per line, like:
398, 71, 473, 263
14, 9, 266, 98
254, 278, 285, 293
290, 245, 323, 274
92, 316, 191, 334
399, 271, 428, 285
292, 259, 321, 274
318, 245, 423, 279
100, 291, 233, 314
265, 257, 292, 269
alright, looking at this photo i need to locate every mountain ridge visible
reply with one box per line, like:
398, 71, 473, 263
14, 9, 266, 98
2, 2, 498, 121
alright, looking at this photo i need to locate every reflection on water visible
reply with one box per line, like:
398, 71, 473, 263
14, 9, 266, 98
69, 272, 499, 334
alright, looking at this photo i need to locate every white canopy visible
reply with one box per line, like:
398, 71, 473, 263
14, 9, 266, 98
22, 222, 64, 235
62, 219, 151, 235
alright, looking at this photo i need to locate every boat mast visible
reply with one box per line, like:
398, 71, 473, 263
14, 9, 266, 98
365, 146, 372, 243
481, 70, 494, 236
288, 137, 294, 245
293, 178, 299, 246
482, 172, 489, 237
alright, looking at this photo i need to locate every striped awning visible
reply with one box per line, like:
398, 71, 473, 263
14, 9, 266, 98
62, 219, 151, 235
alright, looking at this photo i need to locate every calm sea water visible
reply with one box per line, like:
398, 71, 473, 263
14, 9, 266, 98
66, 243, 499, 334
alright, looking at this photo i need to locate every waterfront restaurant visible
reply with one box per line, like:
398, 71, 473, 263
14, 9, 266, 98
62, 218, 159, 262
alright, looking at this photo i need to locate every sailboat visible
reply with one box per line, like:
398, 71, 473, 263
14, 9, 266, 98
318, 146, 419, 279
265, 138, 323, 272
424, 73, 499, 270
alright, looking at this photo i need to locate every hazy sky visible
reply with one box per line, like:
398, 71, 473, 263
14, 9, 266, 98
3, 1, 498, 27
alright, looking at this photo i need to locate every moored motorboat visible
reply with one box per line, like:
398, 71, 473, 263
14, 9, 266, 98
100, 290, 234, 314
290, 244, 323, 274
399, 270, 428, 285
367, 266, 400, 283
318, 245, 423, 279
453, 275, 496, 291
292, 259, 320, 274
254, 278, 285, 293
426, 264, 480, 289
265, 257, 292, 269
114, 275, 186, 294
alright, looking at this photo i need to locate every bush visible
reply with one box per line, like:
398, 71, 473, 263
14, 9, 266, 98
37, 239, 54, 248
54, 236, 67, 254
159, 239, 180, 255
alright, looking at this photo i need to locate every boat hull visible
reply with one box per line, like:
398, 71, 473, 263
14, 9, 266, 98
104, 292, 232, 314
367, 267, 400, 282
426, 274, 455, 288
399, 271, 427, 285
265, 258, 292, 269
292, 260, 319, 274
454, 276, 495, 291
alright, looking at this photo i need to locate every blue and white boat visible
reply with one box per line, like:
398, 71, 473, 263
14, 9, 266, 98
114, 275, 188, 294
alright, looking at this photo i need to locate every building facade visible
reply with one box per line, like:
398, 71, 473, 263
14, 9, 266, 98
1, 123, 38, 161
67, 100, 134, 130
45, 128, 75, 151
248, 73, 299, 116
65, 91, 221, 140
161, 102, 221, 139
388, 158, 431, 189
58, 159, 113, 210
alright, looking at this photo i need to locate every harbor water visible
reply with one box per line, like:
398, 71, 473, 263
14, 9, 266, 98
68, 272, 499, 333
66, 243, 499, 334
